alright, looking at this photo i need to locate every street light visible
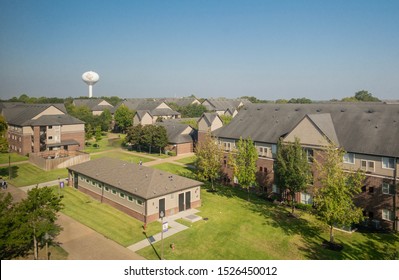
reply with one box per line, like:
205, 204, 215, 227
160, 210, 164, 260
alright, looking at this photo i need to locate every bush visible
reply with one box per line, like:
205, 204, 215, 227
85, 142, 92, 146
168, 151, 176, 156
93, 143, 100, 148
295, 202, 313, 212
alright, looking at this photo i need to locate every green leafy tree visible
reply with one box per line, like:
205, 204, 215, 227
152, 126, 168, 155
341, 90, 380, 102
114, 105, 134, 133
313, 144, 365, 243
98, 109, 112, 131
95, 126, 102, 142
229, 137, 258, 200
220, 115, 233, 125
125, 124, 144, 150
0, 115, 8, 153
179, 104, 208, 118
16, 187, 63, 260
288, 97, 312, 104
194, 132, 223, 190
275, 138, 312, 213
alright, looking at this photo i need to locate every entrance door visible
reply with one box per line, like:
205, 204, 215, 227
73, 174, 78, 189
159, 198, 165, 217
185, 191, 191, 210
178, 193, 185, 212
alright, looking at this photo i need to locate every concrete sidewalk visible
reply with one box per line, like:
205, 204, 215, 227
127, 208, 201, 252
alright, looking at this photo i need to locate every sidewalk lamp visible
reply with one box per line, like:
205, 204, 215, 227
160, 210, 164, 260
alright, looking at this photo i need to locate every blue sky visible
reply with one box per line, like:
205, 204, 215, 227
0, 0, 398, 100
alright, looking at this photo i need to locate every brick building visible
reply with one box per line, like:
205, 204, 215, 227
212, 103, 399, 231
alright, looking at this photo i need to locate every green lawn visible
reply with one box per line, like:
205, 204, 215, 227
0, 153, 29, 165
176, 156, 197, 165
90, 150, 154, 164
137, 184, 399, 260
59, 186, 161, 247
151, 163, 196, 178
2, 163, 68, 187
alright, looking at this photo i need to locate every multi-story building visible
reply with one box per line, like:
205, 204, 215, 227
2, 103, 85, 155
211, 103, 399, 231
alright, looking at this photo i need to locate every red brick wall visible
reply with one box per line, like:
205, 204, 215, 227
61, 131, 85, 151
176, 142, 193, 155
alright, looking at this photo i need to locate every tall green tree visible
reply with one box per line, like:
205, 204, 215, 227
313, 144, 365, 243
229, 137, 258, 200
125, 124, 144, 150
16, 187, 63, 260
194, 132, 223, 190
275, 138, 312, 213
152, 126, 168, 155
341, 90, 380, 102
114, 105, 134, 133
0, 115, 8, 153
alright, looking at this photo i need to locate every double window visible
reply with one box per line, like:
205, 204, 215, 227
382, 209, 394, 221
361, 160, 375, 172
382, 183, 394, 195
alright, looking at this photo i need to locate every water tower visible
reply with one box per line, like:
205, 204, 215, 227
82, 71, 99, 98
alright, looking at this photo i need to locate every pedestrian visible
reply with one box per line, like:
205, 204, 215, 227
139, 160, 142, 166
2, 180, 6, 190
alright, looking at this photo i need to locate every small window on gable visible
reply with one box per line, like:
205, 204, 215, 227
382, 183, 394, 195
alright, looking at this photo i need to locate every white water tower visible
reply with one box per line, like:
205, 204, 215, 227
82, 71, 99, 98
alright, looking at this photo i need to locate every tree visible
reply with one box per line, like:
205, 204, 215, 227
125, 124, 144, 150
179, 104, 208, 118
152, 126, 168, 155
16, 187, 63, 260
98, 109, 112, 131
341, 90, 380, 102
275, 138, 312, 213
313, 144, 365, 244
229, 137, 258, 200
0, 187, 63, 260
95, 126, 102, 142
114, 105, 134, 133
0, 115, 8, 153
194, 132, 223, 190
220, 115, 233, 125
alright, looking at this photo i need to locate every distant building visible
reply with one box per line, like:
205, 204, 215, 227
72, 99, 114, 115
197, 112, 223, 143
157, 121, 197, 155
67, 158, 203, 223
201, 98, 250, 116
2, 103, 85, 155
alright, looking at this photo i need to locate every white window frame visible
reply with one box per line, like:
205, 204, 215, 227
382, 183, 393, 195
272, 184, 280, 194
300, 192, 313, 205
382, 209, 394, 221
343, 153, 355, 164
382, 157, 395, 169
136, 199, 144, 206
119, 192, 125, 199
361, 160, 375, 172
111, 189, 117, 195
128, 195, 133, 202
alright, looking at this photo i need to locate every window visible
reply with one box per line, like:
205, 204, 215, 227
343, 153, 355, 164
259, 167, 263, 172
136, 199, 144, 206
258, 147, 268, 157
361, 160, 375, 172
128, 196, 133, 202
104, 186, 109, 192
369, 187, 374, 193
300, 192, 313, 205
382, 157, 395, 169
119, 192, 125, 199
111, 189, 117, 195
382, 209, 394, 221
361, 186, 366, 192
305, 149, 314, 163
48, 126, 52, 129
272, 184, 280, 194
48, 136, 53, 140
382, 183, 394, 195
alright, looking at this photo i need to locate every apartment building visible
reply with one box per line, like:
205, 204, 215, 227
2, 103, 85, 155
212, 103, 399, 231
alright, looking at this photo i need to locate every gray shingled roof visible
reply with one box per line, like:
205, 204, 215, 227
213, 103, 399, 157
157, 122, 195, 144
2, 104, 71, 126
29, 115, 85, 126
73, 99, 114, 113
200, 112, 221, 126
68, 158, 203, 200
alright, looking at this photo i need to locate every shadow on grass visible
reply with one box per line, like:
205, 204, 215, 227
142, 231, 161, 260
0, 165, 19, 179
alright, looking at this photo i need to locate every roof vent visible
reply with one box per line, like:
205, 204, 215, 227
295, 108, 300, 111
134, 188, 138, 192
368, 109, 374, 113
316, 109, 321, 112
275, 108, 280, 111
340, 109, 346, 112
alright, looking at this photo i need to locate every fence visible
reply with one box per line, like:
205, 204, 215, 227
29, 150, 90, 170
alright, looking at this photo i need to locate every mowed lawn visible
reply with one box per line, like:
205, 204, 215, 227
2, 163, 68, 187
90, 150, 154, 164
137, 184, 399, 260
59, 186, 161, 247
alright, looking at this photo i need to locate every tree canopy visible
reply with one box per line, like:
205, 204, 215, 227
275, 138, 312, 213
313, 144, 365, 243
0, 115, 8, 153
114, 105, 134, 133
341, 90, 380, 102
229, 137, 258, 200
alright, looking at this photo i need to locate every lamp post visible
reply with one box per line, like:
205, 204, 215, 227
160, 210, 164, 260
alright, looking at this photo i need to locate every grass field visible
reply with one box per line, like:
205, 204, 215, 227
151, 163, 196, 178
137, 184, 399, 260
90, 150, 154, 164
175, 155, 197, 165
59, 186, 161, 247
0, 153, 29, 165
1, 163, 68, 187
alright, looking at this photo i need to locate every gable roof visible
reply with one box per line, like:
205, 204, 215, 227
157, 122, 195, 144
68, 158, 203, 200
2, 104, 71, 126
200, 112, 222, 126
73, 99, 114, 113
213, 103, 399, 157
306, 113, 339, 146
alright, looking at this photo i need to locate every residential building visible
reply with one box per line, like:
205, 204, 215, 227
73, 99, 114, 115
2, 103, 85, 156
197, 112, 223, 143
157, 121, 197, 155
213, 103, 399, 231
67, 158, 203, 223
201, 98, 250, 116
